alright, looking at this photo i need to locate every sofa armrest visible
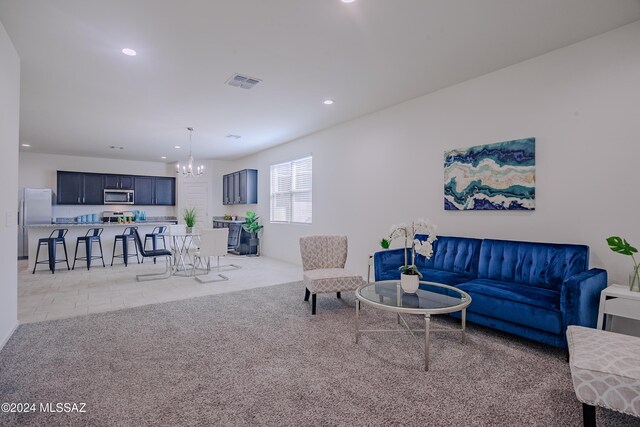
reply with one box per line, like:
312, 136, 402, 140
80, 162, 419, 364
373, 248, 406, 281
560, 268, 607, 329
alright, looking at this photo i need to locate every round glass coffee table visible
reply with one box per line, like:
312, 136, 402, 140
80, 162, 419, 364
355, 280, 471, 371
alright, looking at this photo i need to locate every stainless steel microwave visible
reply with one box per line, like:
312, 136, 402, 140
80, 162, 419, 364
104, 189, 134, 205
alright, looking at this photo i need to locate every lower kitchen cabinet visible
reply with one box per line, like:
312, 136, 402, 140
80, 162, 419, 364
212, 220, 257, 255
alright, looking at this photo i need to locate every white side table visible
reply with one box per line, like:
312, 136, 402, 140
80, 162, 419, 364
597, 284, 640, 330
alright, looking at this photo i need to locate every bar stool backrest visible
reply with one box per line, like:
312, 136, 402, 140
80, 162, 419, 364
49, 228, 68, 239
123, 226, 137, 236
151, 226, 167, 234
85, 228, 103, 237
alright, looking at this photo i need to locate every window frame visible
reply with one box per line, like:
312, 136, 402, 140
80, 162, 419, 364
269, 155, 312, 225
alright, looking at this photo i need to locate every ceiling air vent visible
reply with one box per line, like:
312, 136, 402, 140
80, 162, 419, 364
225, 73, 262, 90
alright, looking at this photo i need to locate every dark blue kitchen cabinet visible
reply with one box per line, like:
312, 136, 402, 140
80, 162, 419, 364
104, 174, 134, 190
134, 176, 154, 205
58, 171, 175, 206
155, 177, 175, 206
57, 171, 104, 205
83, 173, 105, 205
133, 176, 175, 206
222, 169, 257, 205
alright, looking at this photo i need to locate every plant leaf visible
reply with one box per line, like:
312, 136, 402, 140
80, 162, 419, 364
380, 238, 390, 249
607, 236, 638, 255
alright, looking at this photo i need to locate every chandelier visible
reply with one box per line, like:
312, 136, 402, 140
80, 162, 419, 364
176, 127, 204, 177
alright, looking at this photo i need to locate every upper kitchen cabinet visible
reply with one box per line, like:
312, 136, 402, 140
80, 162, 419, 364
155, 177, 175, 206
222, 169, 257, 205
57, 171, 176, 206
133, 176, 154, 205
57, 171, 104, 205
133, 176, 175, 206
104, 174, 134, 190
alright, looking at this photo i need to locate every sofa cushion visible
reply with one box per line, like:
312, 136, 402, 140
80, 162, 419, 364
418, 269, 473, 287
414, 235, 482, 278
458, 279, 562, 334
478, 239, 589, 291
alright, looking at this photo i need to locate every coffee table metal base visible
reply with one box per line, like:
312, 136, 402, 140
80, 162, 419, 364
355, 299, 466, 371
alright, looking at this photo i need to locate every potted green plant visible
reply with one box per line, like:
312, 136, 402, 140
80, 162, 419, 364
380, 219, 437, 293
606, 236, 639, 291
243, 211, 264, 256
183, 207, 197, 233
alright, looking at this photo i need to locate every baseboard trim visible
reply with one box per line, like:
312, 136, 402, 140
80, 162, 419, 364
0, 322, 19, 352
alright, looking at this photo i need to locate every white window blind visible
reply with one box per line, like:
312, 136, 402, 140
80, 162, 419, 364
270, 156, 312, 224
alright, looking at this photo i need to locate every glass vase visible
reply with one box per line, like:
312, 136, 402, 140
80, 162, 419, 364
630, 265, 640, 292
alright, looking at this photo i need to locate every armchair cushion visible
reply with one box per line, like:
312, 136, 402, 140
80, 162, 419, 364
303, 268, 362, 294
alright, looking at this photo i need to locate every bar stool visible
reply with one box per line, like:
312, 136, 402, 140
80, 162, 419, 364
72, 228, 106, 270
32, 228, 70, 274
111, 226, 140, 267
143, 226, 167, 264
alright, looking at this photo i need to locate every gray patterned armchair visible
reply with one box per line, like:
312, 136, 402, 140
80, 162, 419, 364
299, 235, 363, 314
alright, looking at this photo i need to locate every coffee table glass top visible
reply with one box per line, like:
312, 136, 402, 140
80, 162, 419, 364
357, 280, 470, 313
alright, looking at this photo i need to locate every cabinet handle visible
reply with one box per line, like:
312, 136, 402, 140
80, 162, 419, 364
82, 196, 85, 203
77, 196, 80, 203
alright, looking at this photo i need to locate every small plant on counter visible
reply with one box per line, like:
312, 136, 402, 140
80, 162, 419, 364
183, 208, 197, 231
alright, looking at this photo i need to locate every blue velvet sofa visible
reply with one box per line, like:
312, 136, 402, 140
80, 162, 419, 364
373, 236, 607, 348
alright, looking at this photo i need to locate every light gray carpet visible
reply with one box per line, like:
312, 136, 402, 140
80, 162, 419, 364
0, 281, 637, 426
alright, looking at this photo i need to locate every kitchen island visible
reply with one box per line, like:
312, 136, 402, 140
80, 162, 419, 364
26, 221, 177, 270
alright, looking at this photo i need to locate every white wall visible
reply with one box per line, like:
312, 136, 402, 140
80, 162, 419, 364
0, 20, 20, 349
19, 152, 177, 218
226, 20, 640, 288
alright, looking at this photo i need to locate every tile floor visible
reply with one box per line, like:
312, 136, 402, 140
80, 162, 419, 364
18, 255, 302, 323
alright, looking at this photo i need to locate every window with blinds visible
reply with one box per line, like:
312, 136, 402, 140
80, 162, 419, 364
270, 156, 312, 224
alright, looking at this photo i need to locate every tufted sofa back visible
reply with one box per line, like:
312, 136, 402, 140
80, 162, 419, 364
414, 235, 482, 277
478, 239, 589, 291
300, 235, 348, 271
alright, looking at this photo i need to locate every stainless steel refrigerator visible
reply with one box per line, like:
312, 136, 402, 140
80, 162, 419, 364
18, 188, 53, 259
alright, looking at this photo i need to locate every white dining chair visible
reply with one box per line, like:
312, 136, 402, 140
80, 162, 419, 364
192, 228, 240, 282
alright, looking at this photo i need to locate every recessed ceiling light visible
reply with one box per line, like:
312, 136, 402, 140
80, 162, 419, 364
21, 143, 31, 147
121, 48, 137, 56
174, 145, 181, 149
341, 0, 356, 3
161, 156, 167, 159
323, 99, 334, 105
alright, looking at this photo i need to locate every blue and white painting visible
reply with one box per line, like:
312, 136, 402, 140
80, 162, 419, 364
444, 138, 535, 210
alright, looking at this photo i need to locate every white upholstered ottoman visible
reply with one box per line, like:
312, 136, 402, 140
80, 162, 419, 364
567, 325, 640, 426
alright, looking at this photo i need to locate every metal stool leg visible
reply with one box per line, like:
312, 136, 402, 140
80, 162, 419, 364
111, 236, 118, 266
33, 242, 41, 274
62, 240, 70, 270
122, 236, 129, 266
72, 241, 79, 270
98, 238, 105, 267
48, 238, 56, 273
85, 239, 92, 270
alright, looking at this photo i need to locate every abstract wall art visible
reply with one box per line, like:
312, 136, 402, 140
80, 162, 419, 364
444, 138, 535, 210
